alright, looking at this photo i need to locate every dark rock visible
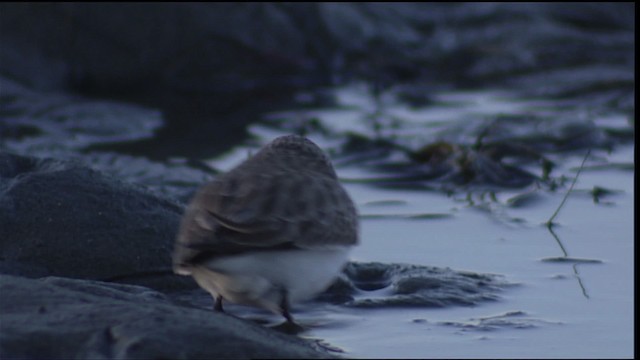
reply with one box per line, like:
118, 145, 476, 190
0, 76, 216, 200
0, 151, 190, 290
1, 3, 632, 93
0, 3, 634, 162
0, 3, 323, 160
0, 76, 164, 151
0, 3, 388, 93
320, 262, 512, 308
0, 275, 333, 359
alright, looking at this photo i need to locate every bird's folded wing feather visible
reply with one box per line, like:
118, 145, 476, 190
173, 169, 356, 267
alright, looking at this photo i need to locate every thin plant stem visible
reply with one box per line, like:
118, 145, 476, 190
546, 149, 591, 226
547, 224, 569, 257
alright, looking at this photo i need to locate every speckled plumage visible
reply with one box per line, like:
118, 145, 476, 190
172, 135, 358, 324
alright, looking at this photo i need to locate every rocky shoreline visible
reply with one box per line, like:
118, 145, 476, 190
0, 152, 511, 358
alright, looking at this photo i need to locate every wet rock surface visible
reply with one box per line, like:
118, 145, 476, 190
322, 262, 510, 308
0, 76, 215, 201
0, 275, 333, 359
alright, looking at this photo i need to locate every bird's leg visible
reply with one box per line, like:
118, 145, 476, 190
279, 289, 294, 324
269, 289, 304, 334
214, 295, 224, 312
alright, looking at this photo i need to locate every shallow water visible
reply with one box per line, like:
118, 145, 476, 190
323, 148, 634, 359
206, 86, 634, 358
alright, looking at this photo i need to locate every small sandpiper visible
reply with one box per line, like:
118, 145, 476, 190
173, 134, 358, 328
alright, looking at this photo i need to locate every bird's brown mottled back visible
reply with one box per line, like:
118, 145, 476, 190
173, 135, 358, 272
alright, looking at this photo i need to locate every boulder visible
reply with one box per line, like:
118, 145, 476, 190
0, 275, 332, 359
0, 151, 188, 290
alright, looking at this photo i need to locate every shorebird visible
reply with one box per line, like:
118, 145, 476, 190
172, 134, 358, 328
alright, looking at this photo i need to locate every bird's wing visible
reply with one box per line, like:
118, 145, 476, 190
173, 163, 357, 268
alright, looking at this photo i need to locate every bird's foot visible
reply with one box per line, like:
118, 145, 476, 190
270, 320, 306, 335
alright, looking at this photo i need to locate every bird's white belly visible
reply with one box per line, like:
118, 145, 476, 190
190, 248, 350, 313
